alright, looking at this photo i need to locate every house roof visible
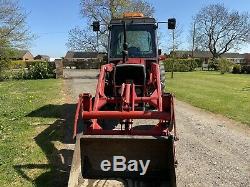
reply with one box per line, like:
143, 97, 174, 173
221, 53, 245, 58
13, 50, 31, 59
65, 51, 99, 59
35, 55, 50, 59
174, 51, 212, 58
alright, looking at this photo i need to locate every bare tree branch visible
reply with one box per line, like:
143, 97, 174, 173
167, 23, 183, 51
194, 4, 250, 59
67, 0, 155, 52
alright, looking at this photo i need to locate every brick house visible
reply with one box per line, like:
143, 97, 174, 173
64, 51, 106, 69
244, 53, 250, 64
12, 50, 34, 61
64, 51, 103, 61
34, 55, 50, 61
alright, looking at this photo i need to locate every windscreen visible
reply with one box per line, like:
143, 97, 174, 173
110, 24, 156, 58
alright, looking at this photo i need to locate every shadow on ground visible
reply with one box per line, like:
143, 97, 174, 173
14, 103, 76, 187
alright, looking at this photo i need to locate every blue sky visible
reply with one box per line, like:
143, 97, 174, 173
21, 0, 250, 58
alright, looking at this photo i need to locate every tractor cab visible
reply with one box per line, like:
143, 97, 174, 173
107, 13, 159, 99
108, 13, 158, 61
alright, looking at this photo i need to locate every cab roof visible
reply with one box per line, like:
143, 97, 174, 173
110, 17, 156, 25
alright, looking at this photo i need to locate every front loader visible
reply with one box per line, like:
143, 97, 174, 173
68, 13, 178, 187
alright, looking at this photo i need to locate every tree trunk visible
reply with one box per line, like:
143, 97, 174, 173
109, 0, 116, 18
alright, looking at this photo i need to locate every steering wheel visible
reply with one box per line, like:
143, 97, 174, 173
128, 47, 140, 57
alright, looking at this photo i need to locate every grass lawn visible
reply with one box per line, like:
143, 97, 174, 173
166, 71, 250, 125
0, 79, 64, 187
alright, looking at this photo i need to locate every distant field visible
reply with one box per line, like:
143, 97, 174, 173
0, 79, 63, 187
165, 71, 250, 125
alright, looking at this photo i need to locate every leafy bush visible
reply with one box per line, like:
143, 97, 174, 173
24, 61, 55, 79
0, 43, 15, 78
9, 60, 26, 69
0, 70, 11, 81
1, 61, 56, 80
0, 69, 26, 80
13, 69, 27, 80
241, 65, 250, 74
194, 58, 203, 68
163, 58, 198, 72
217, 58, 233, 74
207, 59, 219, 70
232, 64, 241, 74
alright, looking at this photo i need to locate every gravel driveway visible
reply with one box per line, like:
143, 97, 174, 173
63, 69, 250, 187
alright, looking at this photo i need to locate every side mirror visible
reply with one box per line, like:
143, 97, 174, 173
158, 49, 162, 55
92, 21, 100, 32
168, 18, 176, 29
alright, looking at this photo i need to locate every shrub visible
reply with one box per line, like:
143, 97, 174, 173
194, 58, 203, 68
208, 59, 218, 70
13, 69, 28, 80
0, 69, 26, 80
25, 61, 55, 79
0, 59, 10, 80
232, 64, 241, 74
0, 70, 11, 81
217, 58, 233, 74
9, 60, 26, 69
163, 58, 198, 72
0, 45, 15, 78
241, 65, 250, 74
0, 61, 56, 81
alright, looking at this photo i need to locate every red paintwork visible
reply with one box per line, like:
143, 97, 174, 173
73, 58, 177, 139
81, 111, 171, 120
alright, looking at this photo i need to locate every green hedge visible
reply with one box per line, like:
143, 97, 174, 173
24, 61, 55, 79
9, 60, 26, 69
241, 65, 250, 74
232, 64, 250, 74
163, 58, 198, 72
232, 64, 241, 74
1, 61, 56, 80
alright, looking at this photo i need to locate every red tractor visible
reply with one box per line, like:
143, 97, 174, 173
69, 13, 177, 187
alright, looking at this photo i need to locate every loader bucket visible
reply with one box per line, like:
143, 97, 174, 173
79, 135, 176, 186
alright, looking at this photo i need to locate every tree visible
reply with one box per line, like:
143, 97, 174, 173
67, 0, 155, 52
188, 20, 199, 58
167, 24, 183, 78
194, 4, 250, 60
0, 0, 33, 49
167, 23, 183, 52
0, 0, 33, 77
0, 41, 13, 77
67, 27, 98, 52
